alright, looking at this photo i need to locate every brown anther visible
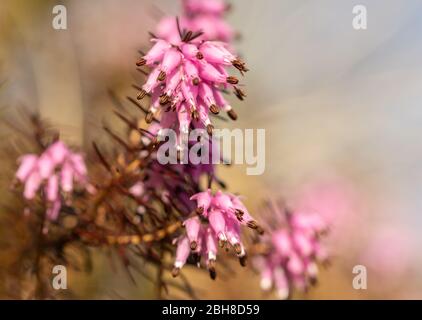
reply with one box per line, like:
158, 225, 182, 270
206, 124, 214, 136
171, 267, 180, 278
232, 59, 248, 73
136, 58, 146, 66
196, 51, 204, 60
247, 220, 258, 229
192, 78, 200, 86
137, 89, 147, 100
159, 94, 170, 105
239, 254, 247, 267
196, 206, 204, 215
233, 243, 242, 255
227, 109, 238, 121
208, 260, 217, 280
157, 71, 166, 81
309, 276, 318, 286
247, 221, 265, 235
234, 86, 246, 100
235, 208, 244, 217
191, 109, 199, 120
235, 215, 244, 223
218, 239, 227, 248
209, 104, 219, 114
190, 241, 198, 251
226, 76, 239, 85
145, 111, 154, 124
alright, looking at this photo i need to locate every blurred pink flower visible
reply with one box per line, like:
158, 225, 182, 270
14, 141, 91, 221
172, 190, 262, 279
254, 201, 329, 299
157, 0, 235, 43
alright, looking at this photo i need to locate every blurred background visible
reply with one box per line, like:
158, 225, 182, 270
1, 0, 422, 299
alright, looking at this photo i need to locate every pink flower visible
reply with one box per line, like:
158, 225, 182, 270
14, 141, 90, 220
253, 200, 329, 299
136, 31, 247, 153
189, 189, 213, 214
15, 154, 38, 182
183, 0, 228, 16
173, 236, 191, 270
157, 0, 235, 43
184, 216, 202, 249
172, 190, 261, 278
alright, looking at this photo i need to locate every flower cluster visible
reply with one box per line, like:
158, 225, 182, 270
157, 0, 234, 43
253, 202, 329, 299
4, 0, 335, 300
134, 0, 258, 284
136, 35, 247, 152
172, 190, 263, 279
14, 141, 90, 221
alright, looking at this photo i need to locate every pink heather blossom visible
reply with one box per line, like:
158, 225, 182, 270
14, 141, 91, 221
156, 0, 235, 43
136, 30, 247, 153
190, 189, 213, 215
254, 200, 329, 299
172, 190, 262, 279
183, 0, 228, 16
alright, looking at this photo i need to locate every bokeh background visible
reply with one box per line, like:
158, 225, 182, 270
1, 0, 422, 299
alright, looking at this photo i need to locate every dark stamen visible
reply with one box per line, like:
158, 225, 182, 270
171, 267, 180, 278
234, 243, 242, 255
137, 89, 147, 100
190, 241, 198, 251
209, 104, 219, 114
207, 124, 214, 136
227, 109, 238, 121
136, 58, 146, 67
239, 254, 247, 267
145, 111, 154, 124
233, 86, 246, 100
208, 261, 217, 280
226, 76, 239, 85
157, 71, 166, 82
191, 110, 199, 120
218, 239, 226, 248
159, 94, 170, 105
